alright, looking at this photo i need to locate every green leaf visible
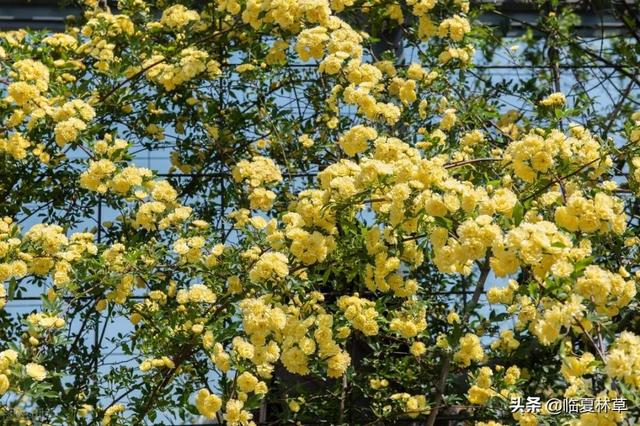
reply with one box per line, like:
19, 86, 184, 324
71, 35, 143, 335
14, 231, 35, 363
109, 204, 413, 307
8, 278, 17, 301
512, 201, 524, 226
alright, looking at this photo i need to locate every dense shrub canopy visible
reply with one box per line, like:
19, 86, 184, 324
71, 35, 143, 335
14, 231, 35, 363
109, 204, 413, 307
1, 0, 640, 424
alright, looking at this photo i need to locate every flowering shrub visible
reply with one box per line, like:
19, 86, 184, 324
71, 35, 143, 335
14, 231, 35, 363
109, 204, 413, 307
0, 0, 639, 424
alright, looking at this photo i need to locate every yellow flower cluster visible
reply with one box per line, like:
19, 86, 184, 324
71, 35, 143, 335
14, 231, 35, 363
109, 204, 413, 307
195, 388, 222, 419
505, 127, 608, 182
370, 377, 389, 389
79, 12, 134, 72
410, 341, 427, 357
47, 98, 96, 147
606, 332, 640, 387
232, 156, 283, 187
139, 356, 175, 372
574, 266, 635, 317
438, 15, 471, 42
567, 124, 611, 175
25, 362, 47, 382
243, 0, 333, 31
79, 160, 116, 193
453, 333, 484, 366
337, 295, 379, 336
467, 367, 496, 405
572, 405, 626, 426
338, 125, 378, 157
224, 398, 254, 425
561, 352, 596, 384
343, 85, 402, 125
249, 252, 289, 282
143, 48, 210, 91
296, 12, 465, 126
176, 284, 217, 304
491, 221, 576, 280
632, 157, 640, 186
54, 118, 87, 146
0, 133, 31, 161
105, 274, 136, 305
539, 92, 566, 107
237, 371, 268, 394
555, 192, 626, 235
286, 228, 335, 265
160, 4, 200, 29
173, 236, 207, 264
279, 305, 350, 378
6, 59, 49, 106
432, 215, 501, 275
7, 81, 41, 106
389, 304, 427, 338
239, 298, 286, 346
42, 33, 78, 49
364, 248, 415, 295
390, 392, 429, 418
461, 129, 485, 147
296, 27, 330, 61
0, 223, 96, 287
503, 130, 566, 182
529, 294, 584, 345
490, 329, 520, 353
0, 351, 47, 396
26, 313, 65, 331
248, 187, 277, 211
6, 0, 639, 420
132, 180, 192, 231
438, 46, 475, 65
102, 404, 125, 426
50, 99, 96, 123
391, 77, 417, 105
0, 350, 18, 395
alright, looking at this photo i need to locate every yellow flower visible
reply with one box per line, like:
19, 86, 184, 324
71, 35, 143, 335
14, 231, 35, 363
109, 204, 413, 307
7, 82, 39, 106
249, 188, 276, 211
438, 15, 471, 41
281, 346, 310, 375
0, 374, 9, 395
492, 188, 518, 216
160, 4, 200, 29
410, 341, 426, 357
102, 404, 125, 426
78, 404, 93, 417
453, 333, 484, 366
446, 311, 460, 324
288, 399, 302, 412
327, 351, 351, 377
539, 92, 566, 107
440, 109, 457, 130
249, 252, 289, 282
504, 366, 520, 385
338, 125, 378, 157
232, 156, 283, 187
337, 295, 378, 336
287, 228, 334, 265
237, 371, 258, 393
296, 27, 329, 62
54, 118, 87, 147
467, 385, 494, 405
26, 363, 47, 381
195, 389, 222, 418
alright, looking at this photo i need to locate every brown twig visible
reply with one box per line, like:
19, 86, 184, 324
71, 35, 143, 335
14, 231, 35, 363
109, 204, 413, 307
426, 259, 491, 426
444, 157, 502, 169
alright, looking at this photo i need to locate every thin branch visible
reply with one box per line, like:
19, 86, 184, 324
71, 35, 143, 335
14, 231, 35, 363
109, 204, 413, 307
426, 258, 491, 426
444, 157, 502, 169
